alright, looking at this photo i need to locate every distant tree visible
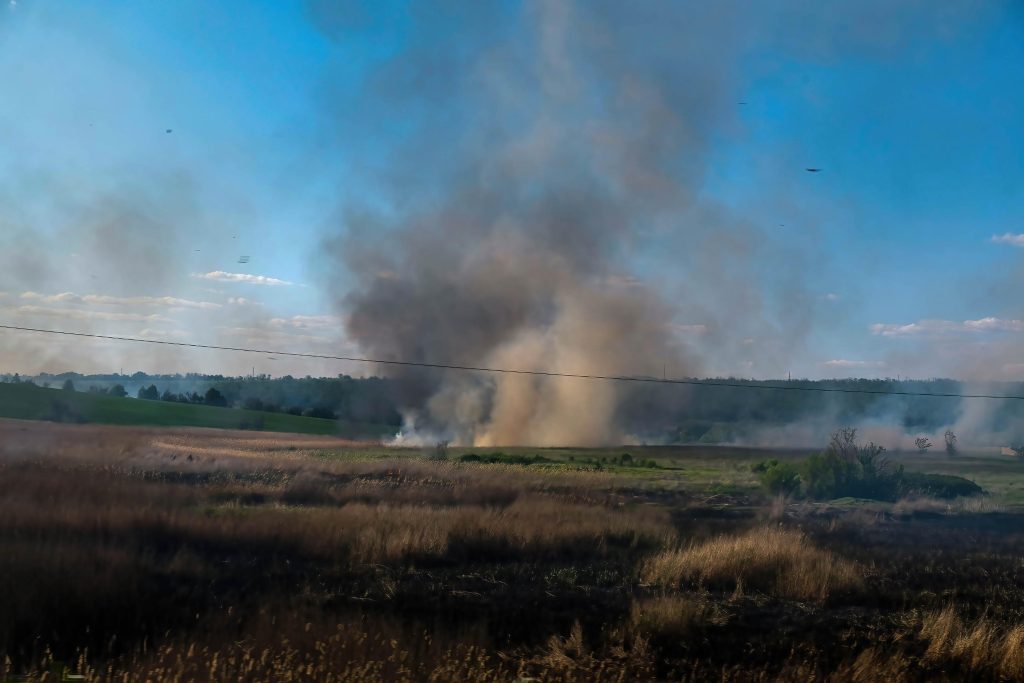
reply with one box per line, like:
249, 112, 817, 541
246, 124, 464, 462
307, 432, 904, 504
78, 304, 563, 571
1013, 446, 1024, 458
204, 387, 227, 407
108, 384, 127, 398
137, 384, 159, 400
161, 390, 178, 402
303, 406, 337, 420
914, 437, 932, 454
944, 430, 958, 456
61, 379, 75, 392
429, 440, 450, 461
243, 397, 265, 412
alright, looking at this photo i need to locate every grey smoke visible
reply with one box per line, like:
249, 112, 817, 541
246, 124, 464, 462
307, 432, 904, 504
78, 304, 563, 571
314, 0, 995, 446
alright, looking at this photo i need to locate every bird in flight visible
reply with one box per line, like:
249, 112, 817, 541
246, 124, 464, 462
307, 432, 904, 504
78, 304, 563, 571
166, 129, 172, 133
805, 168, 822, 173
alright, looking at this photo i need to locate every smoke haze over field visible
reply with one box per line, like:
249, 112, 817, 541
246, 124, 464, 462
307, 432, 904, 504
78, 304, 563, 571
1, 1, 1023, 447
317, 0, 1007, 445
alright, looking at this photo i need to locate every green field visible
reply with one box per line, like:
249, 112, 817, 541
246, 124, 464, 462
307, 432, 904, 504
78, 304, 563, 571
0, 381, 396, 437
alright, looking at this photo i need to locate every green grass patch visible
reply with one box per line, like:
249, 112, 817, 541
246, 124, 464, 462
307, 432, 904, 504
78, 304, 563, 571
0, 382, 395, 437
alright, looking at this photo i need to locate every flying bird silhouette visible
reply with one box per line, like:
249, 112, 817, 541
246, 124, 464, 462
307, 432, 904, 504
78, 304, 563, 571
805, 168, 822, 173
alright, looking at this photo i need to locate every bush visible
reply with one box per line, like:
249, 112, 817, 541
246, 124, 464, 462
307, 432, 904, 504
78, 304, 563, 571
458, 452, 553, 466
753, 459, 801, 497
47, 400, 85, 424
428, 441, 450, 461
303, 406, 337, 420
243, 397, 265, 411
902, 472, 983, 499
203, 387, 227, 407
757, 429, 985, 502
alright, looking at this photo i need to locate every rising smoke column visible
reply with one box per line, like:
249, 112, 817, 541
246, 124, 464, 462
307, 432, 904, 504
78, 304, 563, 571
320, 1, 732, 446
316, 0, 991, 446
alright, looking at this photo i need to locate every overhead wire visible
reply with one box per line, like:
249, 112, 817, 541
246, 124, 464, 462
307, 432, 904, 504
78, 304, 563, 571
2, 323, 1023, 400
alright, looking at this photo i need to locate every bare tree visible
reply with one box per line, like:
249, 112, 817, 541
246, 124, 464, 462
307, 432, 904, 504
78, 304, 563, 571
944, 430, 958, 456
914, 437, 932, 454
827, 427, 860, 462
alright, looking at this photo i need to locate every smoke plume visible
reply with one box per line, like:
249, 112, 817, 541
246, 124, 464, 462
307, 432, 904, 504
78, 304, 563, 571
316, 0, 993, 446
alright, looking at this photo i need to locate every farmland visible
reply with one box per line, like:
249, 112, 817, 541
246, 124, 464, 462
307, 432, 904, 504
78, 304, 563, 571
2, 419, 1024, 681
0, 381, 384, 437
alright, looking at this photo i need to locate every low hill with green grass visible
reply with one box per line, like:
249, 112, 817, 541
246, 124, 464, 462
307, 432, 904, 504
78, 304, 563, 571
0, 382, 395, 437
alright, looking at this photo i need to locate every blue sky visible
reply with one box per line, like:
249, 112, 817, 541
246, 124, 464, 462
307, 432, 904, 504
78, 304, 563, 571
0, 1, 1022, 380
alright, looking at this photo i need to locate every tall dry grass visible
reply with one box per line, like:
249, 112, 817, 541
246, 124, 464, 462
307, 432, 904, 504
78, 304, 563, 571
641, 526, 862, 601
918, 606, 1024, 679
0, 420, 676, 670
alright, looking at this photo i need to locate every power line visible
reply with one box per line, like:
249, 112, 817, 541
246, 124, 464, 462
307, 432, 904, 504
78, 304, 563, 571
2, 322, 1023, 401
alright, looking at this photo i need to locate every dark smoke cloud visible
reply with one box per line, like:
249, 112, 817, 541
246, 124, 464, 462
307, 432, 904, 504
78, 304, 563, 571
315, 0, 997, 446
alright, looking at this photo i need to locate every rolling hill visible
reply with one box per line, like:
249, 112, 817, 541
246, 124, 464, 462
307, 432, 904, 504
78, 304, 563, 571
0, 382, 394, 437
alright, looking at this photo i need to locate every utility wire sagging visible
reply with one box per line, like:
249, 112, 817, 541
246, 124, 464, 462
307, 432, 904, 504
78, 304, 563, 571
2, 324, 1023, 401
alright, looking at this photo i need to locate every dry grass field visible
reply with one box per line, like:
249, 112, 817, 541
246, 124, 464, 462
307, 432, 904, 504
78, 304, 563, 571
3, 418, 1024, 681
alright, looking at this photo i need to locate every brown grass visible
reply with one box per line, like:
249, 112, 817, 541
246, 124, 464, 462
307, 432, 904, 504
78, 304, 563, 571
918, 606, 1024, 679
9, 419, 1024, 681
628, 594, 725, 639
641, 526, 862, 601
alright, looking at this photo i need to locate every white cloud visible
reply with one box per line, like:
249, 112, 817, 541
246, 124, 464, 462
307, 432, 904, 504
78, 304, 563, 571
991, 233, 1024, 247
824, 359, 885, 368
227, 297, 262, 306
269, 315, 341, 330
192, 271, 293, 286
11, 305, 171, 323
216, 325, 333, 347
21, 291, 220, 310
962, 317, 1024, 332
871, 317, 1024, 337
138, 328, 188, 340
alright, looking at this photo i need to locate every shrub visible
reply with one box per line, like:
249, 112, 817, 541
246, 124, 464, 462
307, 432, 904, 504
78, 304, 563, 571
762, 429, 984, 502
798, 428, 904, 501
303, 406, 337, 420
752, 459, 801, 497
47, 399, 85, 424
204, 388, 227, 407
945, 430, 958, 456
901, 473, 982, 499
429, 440, 450, 461
243, 397, 265, 411
458, 452, 553, 466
